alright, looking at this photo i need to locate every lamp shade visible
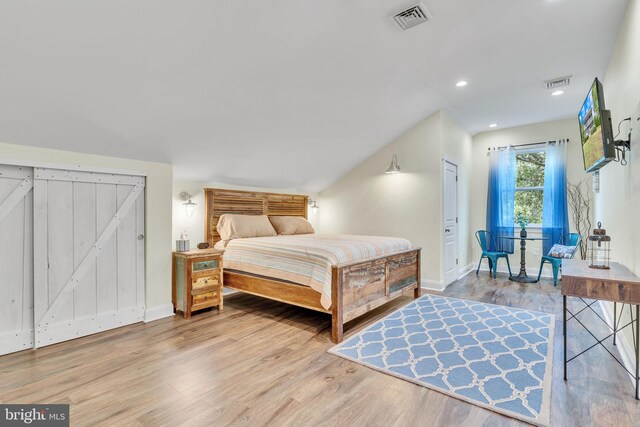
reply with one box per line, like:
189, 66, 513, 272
385, 155, 401, 174
308, 199, 319, 214
183, 199, 197, 217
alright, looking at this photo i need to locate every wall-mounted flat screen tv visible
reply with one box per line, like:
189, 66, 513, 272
578, 78, 615, 173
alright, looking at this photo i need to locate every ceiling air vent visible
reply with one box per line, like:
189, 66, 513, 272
545, 76, 572, 90
394, 2, 432, 31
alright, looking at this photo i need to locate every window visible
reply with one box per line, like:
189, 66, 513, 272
514, 150, 545, 226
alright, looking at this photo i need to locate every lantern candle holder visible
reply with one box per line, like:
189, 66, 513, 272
588, 221, 611, 270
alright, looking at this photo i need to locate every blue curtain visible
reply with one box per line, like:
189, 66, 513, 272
486, 148, 516, 253
542, 140, 570, 254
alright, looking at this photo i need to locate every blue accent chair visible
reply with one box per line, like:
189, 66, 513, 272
475, 230, 512, 278
537, 233, 582, 286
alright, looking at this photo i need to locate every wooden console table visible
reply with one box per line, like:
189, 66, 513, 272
562, 259, 640, 399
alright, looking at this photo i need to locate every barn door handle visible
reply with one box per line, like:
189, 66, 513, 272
138, 234, 145, 240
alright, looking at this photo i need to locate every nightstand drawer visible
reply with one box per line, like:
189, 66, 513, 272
191, 284, 220, 296
193, 259, 219, 271
192, 290, 220, 308
193, 272, 220, 290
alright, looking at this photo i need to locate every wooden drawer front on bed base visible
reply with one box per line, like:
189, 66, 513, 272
386, 251, 419, 294
340, 251, 419, 309
340, 259, 387, 309
333, 248, 421, 343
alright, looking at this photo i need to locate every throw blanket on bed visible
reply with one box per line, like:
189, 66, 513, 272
222, 234, 413, 309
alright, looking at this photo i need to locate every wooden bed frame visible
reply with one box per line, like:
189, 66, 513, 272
204, 188, 421, 343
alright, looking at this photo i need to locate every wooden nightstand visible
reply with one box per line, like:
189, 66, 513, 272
172, 248, 224, 318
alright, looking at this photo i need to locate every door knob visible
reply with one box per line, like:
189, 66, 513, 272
137, 234, 145, 240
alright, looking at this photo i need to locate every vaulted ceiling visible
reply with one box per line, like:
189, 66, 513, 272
0, 0, 628, 191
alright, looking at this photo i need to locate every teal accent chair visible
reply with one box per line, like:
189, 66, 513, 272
475, 230, 512, 278
537, 233, 582, 286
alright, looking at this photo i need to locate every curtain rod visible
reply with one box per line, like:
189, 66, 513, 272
487, 138, 569, 151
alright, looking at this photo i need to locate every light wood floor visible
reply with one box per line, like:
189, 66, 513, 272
1, 272, 639, 426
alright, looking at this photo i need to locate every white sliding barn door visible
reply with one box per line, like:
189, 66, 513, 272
0, 165, 34, 355
33, 168, 145, 348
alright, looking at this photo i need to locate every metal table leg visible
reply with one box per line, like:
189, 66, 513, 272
565, 297, 639, 397
509, 238, 537, 283
636, 304, 639, 400
614, 302, 617, 345
563, 295, 567, 381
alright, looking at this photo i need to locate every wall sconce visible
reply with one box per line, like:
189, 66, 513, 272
179, 191, 197, 217
385, 154, 401, 174
308, 199, 319, 214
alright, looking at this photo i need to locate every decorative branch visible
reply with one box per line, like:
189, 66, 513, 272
566, 179, 592, 260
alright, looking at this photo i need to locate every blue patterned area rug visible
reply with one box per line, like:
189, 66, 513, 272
329, 294, 554, 426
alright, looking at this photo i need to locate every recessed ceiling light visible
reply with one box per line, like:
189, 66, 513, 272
489, 123, 497, 128
552, 90, 564, 96
456, 80, 468, 87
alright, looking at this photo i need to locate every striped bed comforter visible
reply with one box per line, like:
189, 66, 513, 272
221, 234, 413, 309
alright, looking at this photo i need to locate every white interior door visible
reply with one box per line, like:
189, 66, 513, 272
443, 160, 458, 286
0, 165, 34, 355
33, 168, 145, 348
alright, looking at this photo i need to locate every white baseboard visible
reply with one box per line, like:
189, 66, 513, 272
598, 300, 636, 387
144, 303, 175, 323
421, 279, 445, 292
458, 263, 474, 279
421, 264, 474, 294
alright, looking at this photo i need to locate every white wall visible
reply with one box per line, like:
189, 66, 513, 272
172, 180, 319, 245
470, 118, 586, 276
0, 142, 173, 311
595, 0, 640, 371
319, 110, 473, 288
596, 0, 640, 273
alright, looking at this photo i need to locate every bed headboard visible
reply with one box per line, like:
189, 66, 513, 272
204, 188, 308, 245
